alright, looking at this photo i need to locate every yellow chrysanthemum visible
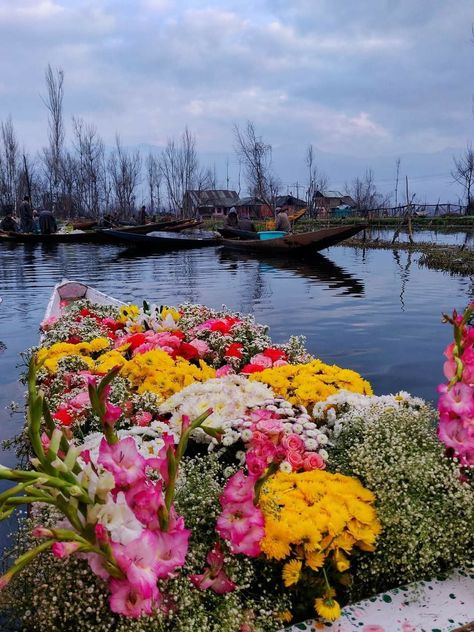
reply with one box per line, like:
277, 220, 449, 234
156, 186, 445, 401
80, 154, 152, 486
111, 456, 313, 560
249, 360, 372, 410
305, 550, 325, 571
88, 337, 110, 353
314, 597, 341, 621
333, 549, 350, 572
95, 350, 128, 373
276, 610, 293, 623
282, 559, 302, 587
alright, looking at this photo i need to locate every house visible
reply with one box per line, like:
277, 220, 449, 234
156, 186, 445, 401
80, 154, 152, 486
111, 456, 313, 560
182, 190, 239, 217
313, 190, 356, 217
234, 196, 273, 219
274, 195, 307, 214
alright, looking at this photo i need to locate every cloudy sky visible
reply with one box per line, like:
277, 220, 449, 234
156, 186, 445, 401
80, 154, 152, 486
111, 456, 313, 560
0, 0, 472, 201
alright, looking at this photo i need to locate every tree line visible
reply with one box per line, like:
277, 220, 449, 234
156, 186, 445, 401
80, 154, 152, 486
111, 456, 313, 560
0, 65, 472, 220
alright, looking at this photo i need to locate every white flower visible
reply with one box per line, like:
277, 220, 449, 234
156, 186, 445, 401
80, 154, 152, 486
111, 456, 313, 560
304, 438, 318, 451
241, 429, 253, 442
95, 492, 143, 545
279, 461, 292, 473
317, 433, 328, 445
319, 449, 329, 461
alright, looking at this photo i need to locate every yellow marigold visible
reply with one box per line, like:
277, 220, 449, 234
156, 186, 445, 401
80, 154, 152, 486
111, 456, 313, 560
88, 337, 110, 353
249, 360, 372, 411
282, 559, 302, 587
314, 597, 341, 622
37, 340, 103, 373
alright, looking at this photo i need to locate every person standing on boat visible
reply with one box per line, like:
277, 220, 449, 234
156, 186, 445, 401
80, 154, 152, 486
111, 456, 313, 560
275, 207, 291, 233
19, 196, 34, 233
38, 208, 58, 234
139, 205, 147, 224
225, 208, 239, 228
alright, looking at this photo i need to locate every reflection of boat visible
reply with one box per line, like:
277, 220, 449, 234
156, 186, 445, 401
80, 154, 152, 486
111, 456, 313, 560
102, 230, 221, 250
221, 225, 366, 255
219, 250, 364, 297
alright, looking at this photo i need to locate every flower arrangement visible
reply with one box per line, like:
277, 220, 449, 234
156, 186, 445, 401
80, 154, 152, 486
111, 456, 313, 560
438, 301, 474, 469
1, 294, 472, 631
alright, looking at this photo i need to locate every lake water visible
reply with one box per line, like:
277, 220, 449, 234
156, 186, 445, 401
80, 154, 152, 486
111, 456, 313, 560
0, 239, 472, 551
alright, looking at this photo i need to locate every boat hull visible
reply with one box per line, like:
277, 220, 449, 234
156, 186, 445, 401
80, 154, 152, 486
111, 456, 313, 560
104, 230, 221, 250
0, 230, 103, 243
221, 225, 366, 255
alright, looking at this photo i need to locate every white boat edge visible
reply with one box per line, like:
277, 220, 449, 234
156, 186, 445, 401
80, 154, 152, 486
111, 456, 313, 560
44, 279, 124, 322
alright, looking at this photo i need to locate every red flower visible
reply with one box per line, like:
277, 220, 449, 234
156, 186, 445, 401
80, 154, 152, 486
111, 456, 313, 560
241, 363, 266, 374
127, 333, 147, 350
210, 317, 240, 335
66, 335, 82, 344
177, 342, 199, 361
224, 343, 243, 359
263, 348, 287, 362
53, 406, 74, 426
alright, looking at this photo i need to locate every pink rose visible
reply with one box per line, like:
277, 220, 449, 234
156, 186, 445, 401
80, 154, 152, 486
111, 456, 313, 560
188, 338, 210, 357
303, 452, 325, 471
216, 364, 235, 377
282, 433, 304, 452
287, 450, 304, 471
249, 354, 273, 368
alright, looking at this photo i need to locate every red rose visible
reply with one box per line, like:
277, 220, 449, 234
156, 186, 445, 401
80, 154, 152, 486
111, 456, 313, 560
177, 342, 199, 361
241, 363, 265, 374
225, 343, 244, 359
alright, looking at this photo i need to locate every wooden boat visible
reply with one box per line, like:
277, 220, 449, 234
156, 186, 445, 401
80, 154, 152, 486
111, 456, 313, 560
113, 219, 202, 234
221, 224, 366, 255
103, 229, 222, 250
218, 227, 259, 240
0, 229, 104, 244
45, 279, 124, 321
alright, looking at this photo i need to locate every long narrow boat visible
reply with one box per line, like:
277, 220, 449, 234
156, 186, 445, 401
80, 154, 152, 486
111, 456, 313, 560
0, 229, 104, 244
42, 280, 474, 632
103, 229, 221, 250
221, 224, 366, 255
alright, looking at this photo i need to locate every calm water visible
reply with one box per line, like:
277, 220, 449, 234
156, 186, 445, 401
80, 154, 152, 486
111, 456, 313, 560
0, 240, 472, 550
359, 227, 474, 245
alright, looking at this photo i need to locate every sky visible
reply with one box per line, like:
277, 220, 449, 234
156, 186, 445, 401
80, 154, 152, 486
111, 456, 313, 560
0, 0, 473, 202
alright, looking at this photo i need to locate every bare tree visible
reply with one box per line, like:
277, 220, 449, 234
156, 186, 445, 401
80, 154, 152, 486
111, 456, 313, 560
72, 117, 105, 217
346, 169, 391, 211
145, 153, 162, 214
108, 135, 142, 218
0, 116, 19, 209
305, 144, 328, 216
452, 145, 474, 214
234, 121, 279, 208
42, 64, 65, 208
160, 127, 211, 216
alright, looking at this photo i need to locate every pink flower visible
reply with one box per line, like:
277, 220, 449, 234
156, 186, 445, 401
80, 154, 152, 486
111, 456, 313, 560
40, 432, 51, 452
40, 315, 58, 331
249, 353, 273, 368
109, 578, 160, 618
438, 415, 474, 460
112, 531, 162, 598
32, 526, 54, 538
103, 400, 122, 426
221, 471, 256, 504
245, 452, 267, 477
216, 364, 235, 377
98, 437, 147, 488
126, 480, 164, 530
287, 450, 304, 471
189, 543, 236, 594
438, 382, 474, 418
52, 541, 82, 559
216, 499, 264, 557
256, 418, 285, 436
154, 526, 190, 579
188, 338, 209, 357
273, 359, 288, 367
84, 552, 110, 580
303, 452, 326, 471
282, 433, 304, 452
95, 523, 109, 545
134, 410, 153, 427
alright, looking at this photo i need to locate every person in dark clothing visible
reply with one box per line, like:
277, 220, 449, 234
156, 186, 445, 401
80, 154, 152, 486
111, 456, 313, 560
275, 207, 291, 233
0, 212, 18, 232
139, 205, 147, 224
237, 216, 256, 232
225, 208, 239, 228
19, 196, 34, 233
38, 209, 58, 234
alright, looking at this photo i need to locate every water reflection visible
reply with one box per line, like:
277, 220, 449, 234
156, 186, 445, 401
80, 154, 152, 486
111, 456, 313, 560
392, 250, 413, 312
219, 250, 365, 297
360, 228, 474, 247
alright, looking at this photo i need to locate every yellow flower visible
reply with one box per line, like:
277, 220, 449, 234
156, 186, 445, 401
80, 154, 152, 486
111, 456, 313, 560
117, 304, 140, 324
282, 559, 302, 587
276, 611, 293, 623
314, 597, 341, 621
88, 337, 110, 353
161, 307, 181, 321
95, 350, 128, 373
333, 549, 350, 572
305, 550, 325, 571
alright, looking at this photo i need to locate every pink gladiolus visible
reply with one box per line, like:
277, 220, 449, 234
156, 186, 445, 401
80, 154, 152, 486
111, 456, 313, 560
154, 526, 190, 579
438, 415, 474, 456
216, 499, 264, 557
95, 523, 109, 544
98, 437, 147, 488
84, 552, 110, 580
109, 578, 160, 618
0, 572, 13, 589
32, 526, 54, 538
153, 434, 176, 483
103, 400, 122, 426
112, 531, 162, 598
189, 543, 236, 594
40, 432, 51, 452
52, 541, 82, 559
438, 382, 474, 418
221, 471, 256, 504
126, 480, 164, 530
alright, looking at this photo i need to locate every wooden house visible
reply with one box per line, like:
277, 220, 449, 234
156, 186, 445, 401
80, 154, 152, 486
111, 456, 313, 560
313, 190, 356, 217
234, 197, 273, 219
182, 190, 239, 218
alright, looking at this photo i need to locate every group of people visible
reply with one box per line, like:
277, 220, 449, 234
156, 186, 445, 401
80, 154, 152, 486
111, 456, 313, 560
224, 206, 291, 233
0, 197, 58, 234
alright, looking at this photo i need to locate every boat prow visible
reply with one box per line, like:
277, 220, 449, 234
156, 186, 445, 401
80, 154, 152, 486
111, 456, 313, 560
45, 279, 124, 321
